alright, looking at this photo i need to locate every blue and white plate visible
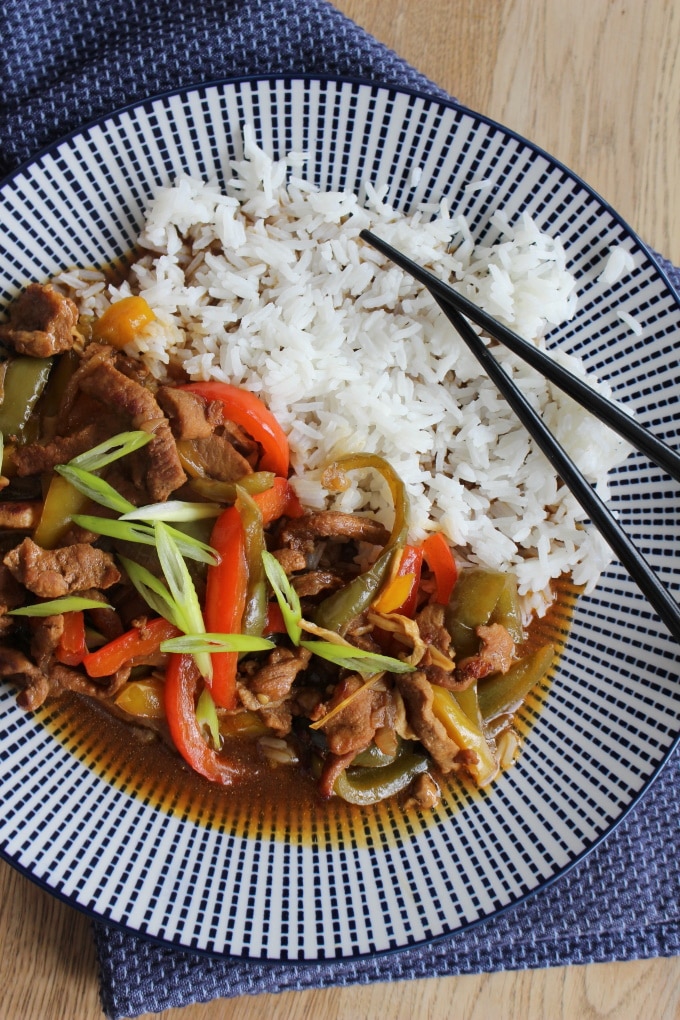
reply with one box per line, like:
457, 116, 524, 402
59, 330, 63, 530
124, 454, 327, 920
0, 77, 678, 959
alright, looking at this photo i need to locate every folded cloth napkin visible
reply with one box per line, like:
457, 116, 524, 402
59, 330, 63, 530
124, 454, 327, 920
1, 2, 678, 1018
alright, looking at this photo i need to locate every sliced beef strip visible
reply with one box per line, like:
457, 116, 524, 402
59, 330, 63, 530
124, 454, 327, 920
320, 674, 391, 757
4, 537, 120, 597
29, 614, 64, 671
455, 622, 515, 683
0, 284, 79, 357
395, 671, 461, 773
156, 387, 223, 440
245, 646, 312, 705
280, 511, 390, 552
74, 344, 186, 501
0, 561, 25, 613
12, 422, 114, 477
185, 434, 253, 482
292, 570, 344, 599
0, 644, 130, 710
415, 603, 453, 657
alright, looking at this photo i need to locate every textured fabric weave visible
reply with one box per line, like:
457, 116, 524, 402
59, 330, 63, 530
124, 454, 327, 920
1, 2, 678, 1018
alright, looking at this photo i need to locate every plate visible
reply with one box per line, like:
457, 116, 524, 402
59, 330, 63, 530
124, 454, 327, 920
0, 76, 678, 960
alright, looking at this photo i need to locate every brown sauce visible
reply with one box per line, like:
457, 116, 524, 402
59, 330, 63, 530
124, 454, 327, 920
34, 576, 579, 848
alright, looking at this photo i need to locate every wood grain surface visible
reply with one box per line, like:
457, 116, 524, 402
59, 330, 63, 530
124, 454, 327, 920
1, 2, 678, 1018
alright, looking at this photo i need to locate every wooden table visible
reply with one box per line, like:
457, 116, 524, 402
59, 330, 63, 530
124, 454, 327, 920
2, 2, 678, 1018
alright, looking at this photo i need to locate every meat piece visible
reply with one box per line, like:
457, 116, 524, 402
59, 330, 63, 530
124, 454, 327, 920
0, 501, 42, 530
318, 751, 355, 798
186, 434, 253, 482
320, 674, 390, 757
74, 346, 186, 500
403, 771, 441, 811
415, 603, 452, 657
0, 646, 50, 709
0, 284, 79, 357
156, 386, 223, 440
271, 547, 307, 574
246, 646, 311, 704
4, 538, 120, 597
12, 423, 110, 476
258, 703, 293, 736
456, 622, 515, 683
280, 512, 390, 552
395, 671, 461, 773
29, 614, 64, 671
0, 561, 25, 613
292, 570, 344, 599
220, 420, 260, 462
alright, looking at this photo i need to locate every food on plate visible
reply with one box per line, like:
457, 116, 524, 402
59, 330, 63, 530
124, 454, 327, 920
0, 132, 633, 810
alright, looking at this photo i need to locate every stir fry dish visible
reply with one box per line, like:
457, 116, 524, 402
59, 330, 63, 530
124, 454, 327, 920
0, 284, 555, 811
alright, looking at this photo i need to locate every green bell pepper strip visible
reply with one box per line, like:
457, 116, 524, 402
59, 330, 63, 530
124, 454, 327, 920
313, 453, 410, 634
187, 471, 276, 503
334, 752, 429, 805
235, 485, 267, 637
478, 643, 555, 722
445, 568, 523, 658
0, 356, 53, 438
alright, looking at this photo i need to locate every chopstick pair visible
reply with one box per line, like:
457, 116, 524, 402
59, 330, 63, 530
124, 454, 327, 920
360, 229, 680, 646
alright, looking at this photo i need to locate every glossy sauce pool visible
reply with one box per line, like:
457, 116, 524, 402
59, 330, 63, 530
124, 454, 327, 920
33, 577, 580, 849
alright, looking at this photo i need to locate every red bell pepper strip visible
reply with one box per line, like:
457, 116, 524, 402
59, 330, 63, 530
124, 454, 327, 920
82, 616, 180, 677
164, 653, 243, 785
205, 477, 303, 708
422, 532, 458, 604
393, 544, 424, 617
178, 381, 290, 478
55, 611, 87, 667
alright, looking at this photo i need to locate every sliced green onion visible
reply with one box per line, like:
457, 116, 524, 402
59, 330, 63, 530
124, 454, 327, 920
9, 596, 113, 617
262, 549, 302, 645
118, 556, 185, 631
195, 687, 221, 750
71, 514, 219, 566
120, 501, 222, 523
299, 640, 415, 677
68, 430, 153, 472
161, 633, 275, 654
56, 464, 136, 514
155, 522, 211, 680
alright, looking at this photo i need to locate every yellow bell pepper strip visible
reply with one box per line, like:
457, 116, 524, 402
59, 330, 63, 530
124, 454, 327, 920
164, 653, 244, 785
115, 676, 166, 719
372, 544, 423, 616
54, 611, 87, 667
478, 643, 555, 722
205, 477, 303, 709
179, 381, 290, 477
334, 752, 429, 805
422, 532, 458, 605
82, 616, 180, 678
313, 454, 410, 634
430, 683, 499, 786
0, 356, 53, 439
33, 472, 90, 548
91, 296, 156, 349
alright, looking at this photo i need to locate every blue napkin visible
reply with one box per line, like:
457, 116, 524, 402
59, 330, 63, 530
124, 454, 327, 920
2, 2, 678, 1017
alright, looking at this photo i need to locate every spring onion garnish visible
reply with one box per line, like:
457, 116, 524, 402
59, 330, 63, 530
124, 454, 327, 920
261, 550, 302, 645
56, 465, 136, 514
160, 633, 275, 654
195, 687, 221, 749
119, 556, 186, 631
71, 514, 219, 566
155, 522, 211, 679
299, 640, 415, 676
67, 430, 153, 472
120, 501, 222, 523
9, 596, 113, 617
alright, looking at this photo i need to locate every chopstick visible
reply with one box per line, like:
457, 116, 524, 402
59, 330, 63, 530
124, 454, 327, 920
360, 230, 680, 645
360, 229, 680, 485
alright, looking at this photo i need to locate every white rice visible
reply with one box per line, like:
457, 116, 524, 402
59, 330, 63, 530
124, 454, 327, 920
58, 128, 633, 605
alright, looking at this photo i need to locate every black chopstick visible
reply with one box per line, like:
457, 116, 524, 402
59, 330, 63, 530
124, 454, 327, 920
360, 229, 680, 485
359, 231, 680, 645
